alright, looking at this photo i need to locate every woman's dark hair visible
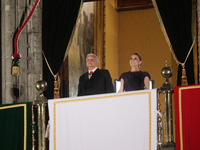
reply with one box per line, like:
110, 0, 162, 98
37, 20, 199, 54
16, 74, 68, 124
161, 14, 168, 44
132, 53, 142, 61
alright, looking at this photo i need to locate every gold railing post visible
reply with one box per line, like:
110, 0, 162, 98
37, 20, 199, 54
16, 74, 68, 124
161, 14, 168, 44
32, 77, 48, 150
157, 61, 175, 149
157, 90, 163, 149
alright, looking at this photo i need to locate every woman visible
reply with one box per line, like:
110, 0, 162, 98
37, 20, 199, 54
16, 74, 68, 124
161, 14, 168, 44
118, 53, 151, 92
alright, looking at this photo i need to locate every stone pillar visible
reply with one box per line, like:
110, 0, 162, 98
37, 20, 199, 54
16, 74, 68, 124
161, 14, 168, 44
1, 0, 43, 104
1, 0, 18, 103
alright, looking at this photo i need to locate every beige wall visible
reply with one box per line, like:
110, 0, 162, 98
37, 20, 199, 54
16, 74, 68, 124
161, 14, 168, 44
105, 0, 177, 89
105, 0, 119, 81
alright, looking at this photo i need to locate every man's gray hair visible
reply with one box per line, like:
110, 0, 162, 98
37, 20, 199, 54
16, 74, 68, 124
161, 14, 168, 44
86, 53, 99, 62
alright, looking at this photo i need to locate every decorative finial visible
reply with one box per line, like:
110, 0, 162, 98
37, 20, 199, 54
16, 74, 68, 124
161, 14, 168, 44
39, 74, 43, 80
160, 61, 173, 90
161, 61, 173, 79
36, 80, 47, 93
165, 60, 168, 67
33, 77, 48, 104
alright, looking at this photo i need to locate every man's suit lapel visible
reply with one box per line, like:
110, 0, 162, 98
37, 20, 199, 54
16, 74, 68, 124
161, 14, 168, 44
84, 72, 89, 81
90, 68, 100, 80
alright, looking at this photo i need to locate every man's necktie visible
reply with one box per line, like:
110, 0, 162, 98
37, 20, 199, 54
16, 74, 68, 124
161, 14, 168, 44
88, 71, 93, 79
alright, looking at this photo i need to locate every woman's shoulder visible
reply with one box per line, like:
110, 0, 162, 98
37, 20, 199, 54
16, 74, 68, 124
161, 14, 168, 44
120, 71, 130, 76
141, 71, 151, 78
119, 71, 130, 79
141, 71, 150, 74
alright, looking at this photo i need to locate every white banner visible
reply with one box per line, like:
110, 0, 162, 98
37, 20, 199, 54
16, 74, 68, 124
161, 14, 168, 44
48, 89, 157, 150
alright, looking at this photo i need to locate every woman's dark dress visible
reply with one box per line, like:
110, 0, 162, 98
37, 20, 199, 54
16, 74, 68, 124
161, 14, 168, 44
119, 71, 151, 91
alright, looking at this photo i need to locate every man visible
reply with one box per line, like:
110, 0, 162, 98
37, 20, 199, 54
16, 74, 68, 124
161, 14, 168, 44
78, 53, 114, 96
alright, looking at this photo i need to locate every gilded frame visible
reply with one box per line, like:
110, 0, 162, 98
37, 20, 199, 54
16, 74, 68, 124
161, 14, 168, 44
93, 0, 105, 69
115, 0, 153, 11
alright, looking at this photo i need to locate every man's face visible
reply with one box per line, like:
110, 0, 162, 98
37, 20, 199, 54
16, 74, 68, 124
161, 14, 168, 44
86, 55, 99, 70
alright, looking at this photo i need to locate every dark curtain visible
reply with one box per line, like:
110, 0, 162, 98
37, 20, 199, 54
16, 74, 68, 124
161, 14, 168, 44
155, 0, 194, 86
42, 0, 82, 99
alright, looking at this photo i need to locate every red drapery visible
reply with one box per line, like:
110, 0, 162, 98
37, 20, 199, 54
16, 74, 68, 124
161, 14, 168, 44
174, 84, 200, 150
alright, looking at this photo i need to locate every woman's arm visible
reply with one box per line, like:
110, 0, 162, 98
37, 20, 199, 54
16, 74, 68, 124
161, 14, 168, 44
144, 76, 150, 89
118, 78, 124, 92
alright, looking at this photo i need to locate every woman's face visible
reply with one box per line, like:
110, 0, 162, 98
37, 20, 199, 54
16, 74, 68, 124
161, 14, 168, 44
130, 54, 142, 68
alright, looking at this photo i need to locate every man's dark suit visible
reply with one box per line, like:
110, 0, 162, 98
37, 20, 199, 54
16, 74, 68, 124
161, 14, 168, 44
78, 68, 114, 96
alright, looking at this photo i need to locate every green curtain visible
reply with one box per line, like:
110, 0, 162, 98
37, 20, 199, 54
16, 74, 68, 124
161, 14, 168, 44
0, 102, 32, 150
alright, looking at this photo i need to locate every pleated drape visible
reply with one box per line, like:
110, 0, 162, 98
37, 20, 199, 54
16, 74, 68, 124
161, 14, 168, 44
152, 0, 195, 86
42, 0, 82, 99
